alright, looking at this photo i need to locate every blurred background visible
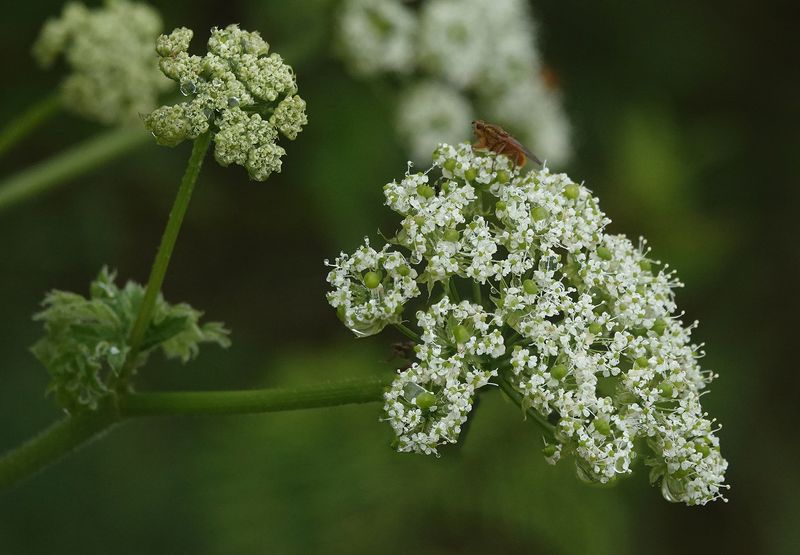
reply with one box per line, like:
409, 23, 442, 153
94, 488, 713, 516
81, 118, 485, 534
0, 0, 797, 553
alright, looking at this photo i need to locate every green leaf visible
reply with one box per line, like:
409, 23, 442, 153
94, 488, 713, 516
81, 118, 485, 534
31, 267, 231, 412
139, 315, 190, 352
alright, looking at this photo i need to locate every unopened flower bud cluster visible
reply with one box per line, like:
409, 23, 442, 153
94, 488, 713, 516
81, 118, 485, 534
33, 0, 171, 125
143, 24, 307, 180
337, 0, 570, 164
325, 143, 728, 506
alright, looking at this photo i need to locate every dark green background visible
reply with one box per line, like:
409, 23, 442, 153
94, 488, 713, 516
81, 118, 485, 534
1, 1, 797, 553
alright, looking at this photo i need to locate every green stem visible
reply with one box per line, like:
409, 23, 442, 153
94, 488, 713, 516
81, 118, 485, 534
0, 126, 149, 213
505, 329, 522, 345
121, 132, 212, 382
0, 376, 389, 490
472, 280, 483, 306
121, 376, 391, 416
393, 322, 420, 343
496, 373, 556, 436
0, 400, 120, 490
447, 278, 460, 302
0, 94, 61, 158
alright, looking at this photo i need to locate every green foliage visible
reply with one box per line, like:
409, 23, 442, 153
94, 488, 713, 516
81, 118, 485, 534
31, 267, 230, 412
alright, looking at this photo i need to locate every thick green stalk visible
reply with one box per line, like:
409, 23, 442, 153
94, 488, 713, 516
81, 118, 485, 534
0, 126, 149, 213
0, 400, 119, 490
121, 376, 391, 416
0, 94, 61, 158
121, 132, 212, 381
0, 377, 389, 490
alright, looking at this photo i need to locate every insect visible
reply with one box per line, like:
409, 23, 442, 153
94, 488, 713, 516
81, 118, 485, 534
472, 120, 542, 167
390, 340, 415, 361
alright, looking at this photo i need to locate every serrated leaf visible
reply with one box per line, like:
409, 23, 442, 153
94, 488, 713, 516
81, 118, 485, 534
139, 315, 190, 352
31, 267, 231, 412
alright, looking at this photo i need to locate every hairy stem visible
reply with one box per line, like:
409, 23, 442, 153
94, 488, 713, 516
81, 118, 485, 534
0, 94, 61, 158
121, 132, 212, 382
0, 126, 149, 213
0, 376, 389, 490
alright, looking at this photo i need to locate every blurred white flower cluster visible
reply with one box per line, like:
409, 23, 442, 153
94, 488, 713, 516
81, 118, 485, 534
33, 0, 172, 125
325, 143, 728, 506
144, 24, 307, 180
337, 0, 571, 164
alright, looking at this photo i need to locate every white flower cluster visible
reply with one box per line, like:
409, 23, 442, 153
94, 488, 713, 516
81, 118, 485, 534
32, 0, 172, 125
326, 239, 420, 337
384, 297, 504, 454
325, 142, 728, 505
143, 25, 307, 181
337, 0, 570, 164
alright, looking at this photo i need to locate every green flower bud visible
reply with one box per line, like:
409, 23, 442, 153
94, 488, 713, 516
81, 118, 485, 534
522, 279, 539, 295
542, 444, 558, 458
597, 246, 613, 260
144, 24, 306, 181
495, 200, 507, 212
531, 206, 548, 221
635, 356, 649, 368
364, 270, 383, 289
397, 265, 411, 277
415, 391, 437, 411
550, 364, 568, 380
464, 168, 477, 181
694, 441, 711, 457
444, 158, 457, 172
497, 170, 510, 183
453, 324, 472, 344
444, 229, 460, 242
659, 381, 673, 398
417, 184, 435, 199
652, 318, 667, 336
594, 417, 611, 436
269, 94, 307, 140
564, 183, 580, 200
639, 259, 652, 272
588, 322, 603, 335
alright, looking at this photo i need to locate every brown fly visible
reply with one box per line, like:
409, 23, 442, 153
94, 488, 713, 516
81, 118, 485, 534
472, 120, 542, 167
390, 340, 415, 360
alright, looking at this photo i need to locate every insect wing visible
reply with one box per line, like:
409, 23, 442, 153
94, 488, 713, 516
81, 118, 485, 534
505, 134, 542, 166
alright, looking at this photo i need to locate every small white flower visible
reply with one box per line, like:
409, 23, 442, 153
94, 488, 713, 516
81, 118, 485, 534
382, 297, 504, 454
326, 239, 420, 337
